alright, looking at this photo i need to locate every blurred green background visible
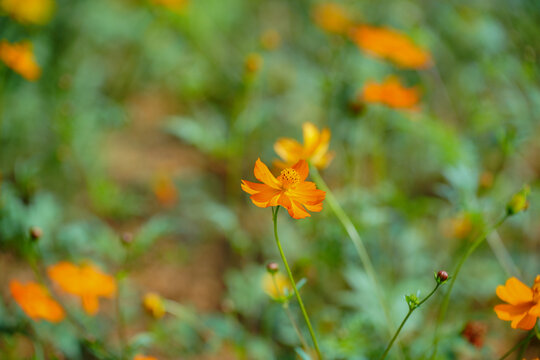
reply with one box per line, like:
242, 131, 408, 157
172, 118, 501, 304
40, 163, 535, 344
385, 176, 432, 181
0, 0, 539, 359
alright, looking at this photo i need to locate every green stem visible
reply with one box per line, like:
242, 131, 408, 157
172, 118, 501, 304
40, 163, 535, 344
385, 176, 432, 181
272, 206, 323, 360
271, 273, 310, 351
310, 167, 398, 342
430, 214, 509, 359
498, 330, 535, 360
380, 283, 441, 360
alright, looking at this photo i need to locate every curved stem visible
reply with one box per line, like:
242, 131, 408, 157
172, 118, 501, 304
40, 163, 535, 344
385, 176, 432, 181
498, 330, 535, 360
272, 206, 323, 360
310, 167, 398, 345
430, 214, 509, 359
380, 283, 441, 360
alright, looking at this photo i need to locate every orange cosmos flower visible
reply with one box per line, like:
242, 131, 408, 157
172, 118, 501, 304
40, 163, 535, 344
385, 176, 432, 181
47, 262, 117, 315
1, 0, 54, 25
494, 275, 540, 330
350, 25, 431, 69
133, 356, 158, 360
151, 0, 188, 13
10, 280, 65, 323
274, 122, 334, 170
312, 3, 351, 35
362, 77, 420, 110
0, 41, 41, 81
153, 173, 178, 207
241, 158, 325, 219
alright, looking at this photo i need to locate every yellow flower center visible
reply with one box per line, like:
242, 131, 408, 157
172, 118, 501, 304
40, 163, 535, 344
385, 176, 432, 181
278, 168, 300, 189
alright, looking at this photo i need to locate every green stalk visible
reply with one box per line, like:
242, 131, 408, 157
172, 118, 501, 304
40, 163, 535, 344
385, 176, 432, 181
379, 283, 442, 360
498, 330, 535, 360
430, 214, 509, 359
271, 273, 310, 351
272, 206, 323, 360
310, 167, 397, 341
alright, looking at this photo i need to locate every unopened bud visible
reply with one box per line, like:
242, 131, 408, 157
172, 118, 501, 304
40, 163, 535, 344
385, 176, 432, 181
29, 226, 43, 241
507, 185, 530, 215
266, 262, 279, 274
436, 270, 449, 283
245, 53, 263, 74
120, 232, 133, 246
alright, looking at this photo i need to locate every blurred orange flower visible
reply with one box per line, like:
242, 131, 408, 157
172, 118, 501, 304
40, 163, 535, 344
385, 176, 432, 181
0, 41, 41, 81
133, 356, 158, 360
153, 173, 178, 207
494, 275, 540, 330
1, 0, 54, 25
312, 3, 351, 34
362, 77, 420, 110
260, 29, 281, 51
143, 292, 166, 319
47, 262, 117, 315
151, 0, 188, 13
241, 158, 325, 219
10, 280, 65, 322
350, 25, 431, 69
274, 122, 334, 170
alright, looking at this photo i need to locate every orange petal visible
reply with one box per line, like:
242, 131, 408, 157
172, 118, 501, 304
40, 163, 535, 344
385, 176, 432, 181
241, 180, 272, 195
82, 295, 99, 315
494, 303, 531, 321
496, 277, 533, 305
274, 138, 303, 165
302, 122, 321, 155
528, 303, 540, 317
292, 159, 309, 181
254, 158, 281, 189
287, 200, 311, 219
251, 189, 281, 207
514, 314, 537, 330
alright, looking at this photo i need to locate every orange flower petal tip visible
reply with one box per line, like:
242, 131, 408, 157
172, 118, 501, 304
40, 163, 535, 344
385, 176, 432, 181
361, 77, 420, 110
133, 355, 158, 360
349, 25, 431, 69
10, 280, 65, 322
493, 275, 540, 330
241, 158, 325, 219
47, 261, 116, 315
0, 40, 41, 81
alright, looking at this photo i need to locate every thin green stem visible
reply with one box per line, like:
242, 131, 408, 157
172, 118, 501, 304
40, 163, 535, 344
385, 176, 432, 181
310, 167, 398, 342
430, 214, 509, 359
272, 206, 323, 360
380, 283, 441, 360
498, 330, 535, 360
271, 273, 310, 351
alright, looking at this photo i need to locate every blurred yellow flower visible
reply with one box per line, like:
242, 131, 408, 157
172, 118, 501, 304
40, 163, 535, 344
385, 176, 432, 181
1, 0, 54, 25
263, 272, 291, 299
153, 173, 178, 207
494, 275, 540, 330
443, 213, 473, 240
361, 77, 420, 110
151, 0, 188, 14
274, 122, 334, 170
10, 280, 65, 323
312, 3, 351, 34
48, 261, 117, 315
0, 41, 41, 81
350, 25, 431, 69
143, 292, 166, 318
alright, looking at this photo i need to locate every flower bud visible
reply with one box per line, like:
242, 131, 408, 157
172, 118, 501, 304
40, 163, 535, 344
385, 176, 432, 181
29, 226, 43, 241
436, 270, 449, 284
266, 262, 279, 274
506, 185, 530, 215
120, 232, 133, 246
244, 53, 263, 74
